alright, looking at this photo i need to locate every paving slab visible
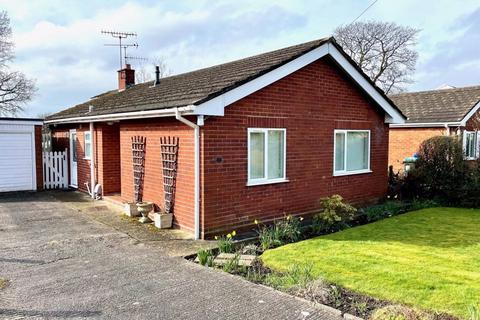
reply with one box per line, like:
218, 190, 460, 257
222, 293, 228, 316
0, 191, 341, 320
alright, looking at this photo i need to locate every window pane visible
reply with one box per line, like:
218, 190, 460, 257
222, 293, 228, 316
249, 132, 265, 179
335, 132, 345, 171
267, 130, 284, 179
85, 132, 91, 158
346, 132, 368, 171
466, 132, 476, 158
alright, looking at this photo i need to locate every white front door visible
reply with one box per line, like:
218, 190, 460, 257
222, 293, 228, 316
69, 129, 78, 187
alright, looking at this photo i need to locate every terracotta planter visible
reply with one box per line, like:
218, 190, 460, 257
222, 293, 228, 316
136, 201, 154, 223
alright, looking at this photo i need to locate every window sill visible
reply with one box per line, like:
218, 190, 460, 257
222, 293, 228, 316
246, 178, 289, 187
333, 169, 372, 177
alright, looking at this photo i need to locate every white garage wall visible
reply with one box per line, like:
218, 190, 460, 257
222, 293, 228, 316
0, 121, 41, 192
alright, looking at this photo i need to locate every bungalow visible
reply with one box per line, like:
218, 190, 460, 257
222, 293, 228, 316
45, 37, 405, 239
389, 85, 480, 172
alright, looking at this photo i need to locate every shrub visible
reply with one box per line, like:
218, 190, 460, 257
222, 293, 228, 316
264, 263, 315, 291
222, 254, 240, 273
412, 136, 467, 203
215, 231, 236, 253
312, 195, 356, 233
197, 249, 214, 266
361, 201, 406, 222
256, 215, 304, 251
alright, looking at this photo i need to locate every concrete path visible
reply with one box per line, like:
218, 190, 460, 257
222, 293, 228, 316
0, 192, 341, 320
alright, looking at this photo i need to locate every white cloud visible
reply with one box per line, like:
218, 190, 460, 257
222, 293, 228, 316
0, 0, 479, 116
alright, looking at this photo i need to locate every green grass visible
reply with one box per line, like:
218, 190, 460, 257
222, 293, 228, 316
261, 207, 480, 318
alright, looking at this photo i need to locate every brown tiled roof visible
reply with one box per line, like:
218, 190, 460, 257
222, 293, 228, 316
48, 38, 333, 120
390, 85, 480, 123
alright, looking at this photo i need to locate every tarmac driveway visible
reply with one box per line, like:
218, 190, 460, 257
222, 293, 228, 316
0, 192, 340, 320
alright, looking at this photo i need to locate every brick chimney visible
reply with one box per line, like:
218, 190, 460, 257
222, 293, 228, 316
118, 64, 135, 91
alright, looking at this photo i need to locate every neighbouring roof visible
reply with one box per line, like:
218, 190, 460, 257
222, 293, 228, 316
390, 85, 480, 124
46, 37, 404, 123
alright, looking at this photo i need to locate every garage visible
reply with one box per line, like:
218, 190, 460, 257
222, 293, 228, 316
0, 118, 43, 192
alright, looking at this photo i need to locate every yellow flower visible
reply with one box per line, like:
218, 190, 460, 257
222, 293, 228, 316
214, 236, 219, 240
287, 215, 291, 220
300, 217, 304, 221
226, 233, 232, 239
254, 219, 259, 225
231, 230, 236, 236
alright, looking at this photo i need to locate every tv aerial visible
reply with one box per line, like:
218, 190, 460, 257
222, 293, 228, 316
101, 30, 138, 69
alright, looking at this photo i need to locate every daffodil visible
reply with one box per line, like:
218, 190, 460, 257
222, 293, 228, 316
300, 217, 304, 221
214, 236, 219, 240
231, 230, 236, 236
226, 233, 232, 239
254, 219, 259, 225
287, 215, 291, 220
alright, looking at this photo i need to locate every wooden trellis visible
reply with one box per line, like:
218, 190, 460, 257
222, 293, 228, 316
160, 136, 179, 214
131, 136, 146, 203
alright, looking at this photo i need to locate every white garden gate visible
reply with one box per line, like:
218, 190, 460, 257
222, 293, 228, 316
43, 149, 68, 189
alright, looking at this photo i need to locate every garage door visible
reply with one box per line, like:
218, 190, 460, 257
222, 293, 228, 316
0, 131, 35, 192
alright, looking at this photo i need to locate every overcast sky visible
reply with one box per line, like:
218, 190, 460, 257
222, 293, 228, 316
1, 0, 479, 117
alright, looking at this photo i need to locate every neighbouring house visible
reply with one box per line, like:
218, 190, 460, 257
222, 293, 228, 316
0, 117, 43, 192
45, 37, 405, 239
389, 85, 480, 172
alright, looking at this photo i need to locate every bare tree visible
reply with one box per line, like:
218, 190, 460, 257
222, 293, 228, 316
0, 11, 36, 116
334, 21, 419, 94
135, 57, 172, 84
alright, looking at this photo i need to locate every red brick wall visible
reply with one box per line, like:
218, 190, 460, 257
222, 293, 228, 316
388, 127, 447, 172
119, 118, 195, 231
51, 123, 118, 192
95, 123, 121, 194
200, 57, 390, 237
35, 125, 43, 190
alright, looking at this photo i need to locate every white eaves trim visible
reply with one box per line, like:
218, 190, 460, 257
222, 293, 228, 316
460, 100, 480, 126
193, 42, 405, 124
390, 122, 462, 128
45, 105, 195, 124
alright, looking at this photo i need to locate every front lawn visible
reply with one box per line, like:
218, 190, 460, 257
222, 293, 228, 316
261, 207, 480, 318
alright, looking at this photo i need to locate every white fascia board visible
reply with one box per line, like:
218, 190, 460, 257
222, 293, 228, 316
460, 100, 480, 126
390, 122, 462, 128
44, 105, 195, 124
192, 45, 330, 116
326, 44, 405, 124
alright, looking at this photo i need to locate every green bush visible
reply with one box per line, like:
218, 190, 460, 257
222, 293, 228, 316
362, 201, 406, 222
256, 215, 303, 251
264, 263, 315, 291
312, 195, 356, 233
215, 231, 236, 253
197, 249, 214, 266
411, 136, 467, 203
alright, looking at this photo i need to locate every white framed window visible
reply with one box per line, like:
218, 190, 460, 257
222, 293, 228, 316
334, 129, 371, 176
84, 131, 92, 159
247, 128, 287, 186
463, 130, 479, 160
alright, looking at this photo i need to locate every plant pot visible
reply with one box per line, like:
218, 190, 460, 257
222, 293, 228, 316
136, 201, 154, 223
154, 212, 173, 229
124, 202, 139, 217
